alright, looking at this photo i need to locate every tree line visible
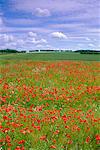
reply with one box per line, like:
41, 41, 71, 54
0, 49, 26, 53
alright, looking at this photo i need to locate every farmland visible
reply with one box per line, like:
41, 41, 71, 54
0, 52, 100, 61
0, 53, 100, 150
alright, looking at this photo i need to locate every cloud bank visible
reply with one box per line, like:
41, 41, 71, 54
0, 0, 100, 50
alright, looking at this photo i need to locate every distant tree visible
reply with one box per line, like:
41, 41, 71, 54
75, 50, 100, 54
0, 49, 19, 53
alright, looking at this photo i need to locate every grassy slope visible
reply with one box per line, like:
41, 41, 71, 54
0, 52, 100, 61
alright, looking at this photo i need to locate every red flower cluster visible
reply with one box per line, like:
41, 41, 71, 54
0, 61, 99, 149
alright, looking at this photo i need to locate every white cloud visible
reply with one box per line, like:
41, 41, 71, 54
51, 32, 68, 39
36, 44, 53, 50
88, 43, 95, 47
85, 37, 91, 41
28, 32, 37, 37
35, 8, 51, 17
36, 44, 43, 48
69, 36, 91, 41
0, 33, 48, 49
39, 38, 47, 43
31, 38, 47, 44
0, 34, 14, 42
17, 39, 25, 45
10, 0, 83, 14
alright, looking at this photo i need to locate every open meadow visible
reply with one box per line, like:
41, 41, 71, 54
0, 52, 100, 61
0, 53, 100, 150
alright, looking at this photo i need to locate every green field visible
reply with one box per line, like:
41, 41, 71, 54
0, 52, 100, 61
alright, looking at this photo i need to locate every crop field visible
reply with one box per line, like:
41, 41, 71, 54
0, 54, 100, 150
0, 52, 100, 61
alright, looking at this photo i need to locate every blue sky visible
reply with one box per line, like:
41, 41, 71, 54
0, 0, 100, 51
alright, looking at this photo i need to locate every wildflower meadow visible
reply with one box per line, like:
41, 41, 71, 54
0, 60, 100, 150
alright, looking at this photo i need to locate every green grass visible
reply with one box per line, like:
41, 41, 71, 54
0, 52, 100, 61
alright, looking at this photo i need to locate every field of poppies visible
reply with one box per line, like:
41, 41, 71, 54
0, 60, 100, 150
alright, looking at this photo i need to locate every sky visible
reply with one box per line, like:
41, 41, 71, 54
0, 0, 100, 51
